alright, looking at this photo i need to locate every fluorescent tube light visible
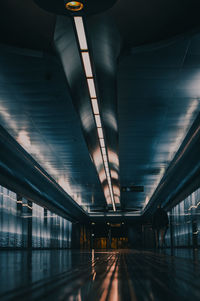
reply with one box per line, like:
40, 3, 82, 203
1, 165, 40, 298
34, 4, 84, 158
74, 17, 88, 50
87, 78, 96, 98
111, 196, 116, 211
91, 98, 99, 114
74, 16, 118, 211
97, 127, 103, 139
103, 155, 107, 161
99, 138, 105, 147
102, 148, 106, 155
81, 52, 93, 77
94, 115, 102, 128
104, 161, 108, 167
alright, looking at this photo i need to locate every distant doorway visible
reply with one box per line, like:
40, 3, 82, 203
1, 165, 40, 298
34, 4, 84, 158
111, 237, 128, 249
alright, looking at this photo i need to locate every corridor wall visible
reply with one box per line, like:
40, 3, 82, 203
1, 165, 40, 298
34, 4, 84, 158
166, 187, 200, 247
0, 185, 72, 248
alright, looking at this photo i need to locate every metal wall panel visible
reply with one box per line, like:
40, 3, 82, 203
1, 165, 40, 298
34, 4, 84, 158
0, 185, 72, 248
166, 188, 200, 247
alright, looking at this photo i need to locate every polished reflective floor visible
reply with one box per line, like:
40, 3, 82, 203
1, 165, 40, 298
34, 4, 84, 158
0, 249, 200, 301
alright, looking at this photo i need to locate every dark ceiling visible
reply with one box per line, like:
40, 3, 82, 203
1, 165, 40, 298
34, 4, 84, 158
0, 0, 200, 221
118, 36, 200, 211
1, 0, 200, 50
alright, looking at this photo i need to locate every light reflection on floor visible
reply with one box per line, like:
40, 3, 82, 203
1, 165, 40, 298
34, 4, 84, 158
0, 249, 200, 301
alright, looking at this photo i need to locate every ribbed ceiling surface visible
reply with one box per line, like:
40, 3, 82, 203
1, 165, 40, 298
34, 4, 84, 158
118, 35, 200, 211
0, 48, 106, 212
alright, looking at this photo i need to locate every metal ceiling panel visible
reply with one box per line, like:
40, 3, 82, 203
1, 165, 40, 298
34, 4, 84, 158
0, 47, 106, 213
118, 35, 200, 211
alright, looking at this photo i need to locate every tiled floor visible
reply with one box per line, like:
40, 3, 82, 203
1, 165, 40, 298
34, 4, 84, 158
0, 249, 200, 300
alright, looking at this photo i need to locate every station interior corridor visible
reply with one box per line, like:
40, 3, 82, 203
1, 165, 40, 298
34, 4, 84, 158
0, 0, 200, 300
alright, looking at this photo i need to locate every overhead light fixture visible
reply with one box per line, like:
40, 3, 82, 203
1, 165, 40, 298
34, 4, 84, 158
73, 16, 117, 212
97, 127, 104, 139
106, 170, 110, 177
103, 155, 107, 161
101, 148, 106, 155
91, 98, 99, 114
99, 138, 105, 147
87, 78, 96, 98
94, 115, 102, 128
81, 52, 93, 77
65, 2, 84, 12
106, 171, 110, 179
74, 16, 88, 50
104, 162, 109, 169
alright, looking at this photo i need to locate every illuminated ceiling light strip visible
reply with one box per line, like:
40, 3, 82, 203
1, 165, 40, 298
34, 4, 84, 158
87, 78, 97, 98
110, 194, 116, 211
104, 160, 109, 167
94, 114, 102, 128
101, 148, 106, 155
106, 171, 110, 178
103, 157, 108, 165
74, 16, 88, 50
91, 98, 99, 114
73, 16, 117, 212
99, 138, 105, 147
81, 52, 93, 77
103, 155, 107, 162
104, 164, 109, 174
97, 127, 104, 139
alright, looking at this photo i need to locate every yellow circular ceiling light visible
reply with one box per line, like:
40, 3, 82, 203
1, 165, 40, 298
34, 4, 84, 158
65, 1, 84, 11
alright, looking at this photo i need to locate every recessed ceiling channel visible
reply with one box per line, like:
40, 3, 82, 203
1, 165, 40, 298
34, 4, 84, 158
34, 0, 121, 212
73, 15, 116, 210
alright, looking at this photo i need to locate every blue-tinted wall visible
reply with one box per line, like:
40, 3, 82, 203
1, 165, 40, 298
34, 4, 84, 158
0, 185, 72, 248
165, 187, 200, 248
